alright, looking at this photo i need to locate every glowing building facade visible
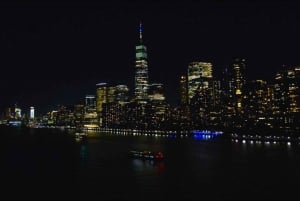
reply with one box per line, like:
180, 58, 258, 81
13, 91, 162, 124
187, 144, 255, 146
30, 106, 35, 119
115, 85, 129, 104
180, 75, 188, 105
148, 83, 165, 102
15, 107, 22, 119
74, 104, 84, 127
187, 62, 213, 103
187, 62, 216, 127
107, 86, 116, 104
83, 95, 98, 129
232, 58, 246, 114
220, 67, 235, 127
96, 83, 108, 114
273, 66, 300, 129
243, 80, 273, 127
134, 22, 149, 103
85, 95, 96, 113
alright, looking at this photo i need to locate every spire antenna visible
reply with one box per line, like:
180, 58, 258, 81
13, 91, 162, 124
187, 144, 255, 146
139, 21, 143, 42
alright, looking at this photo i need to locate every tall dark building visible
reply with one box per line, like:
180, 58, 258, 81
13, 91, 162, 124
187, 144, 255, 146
187, 61, 214, 128
101, 84, 129, 128
220, 67, 235, 127
85, 95, 96, 113
83, 95, 98, 129
96, 83, 108, 115
115, 85, 129, 104
74, 104, 84, 127
180, 75, 188, 105
146, 83, 168, 129
187, 62, 213, 104
232, 58, 246, 115
243, 80, 272, 128
273, 66, 300, 130
134, 22, 149, 103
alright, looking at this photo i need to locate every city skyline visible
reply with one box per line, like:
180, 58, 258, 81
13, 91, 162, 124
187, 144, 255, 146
1, 0, 300, 114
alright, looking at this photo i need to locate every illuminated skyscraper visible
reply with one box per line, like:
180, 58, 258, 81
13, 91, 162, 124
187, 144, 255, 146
97, 83, 129, 127
96, 83, 108, 126
273, 66, 300, 129
288, 67, 300, 113
30, 106, 35, 119
115, 85, 129, 104
84, 95, 98, 128
107, 86, 116, 103
243, 80, 271, 125
187, 62, 213, 104
96, 83, 108, 114
55, 105, 74, 126
180, 75, 188, 105
178, 75, 191, 128
148, 83, 165, 102
85, 95, 96, 113
15, 104, 22, 120
188, 62, 214, 127
295, 67, 300, 113
74, 104, 84, 127
146, 83, 168, 129
220, 67, 235, 127
134, 22, 149, 103
232, 58, 246, 113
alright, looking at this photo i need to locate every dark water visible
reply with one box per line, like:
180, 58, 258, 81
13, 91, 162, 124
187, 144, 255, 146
1, 126, 300, 200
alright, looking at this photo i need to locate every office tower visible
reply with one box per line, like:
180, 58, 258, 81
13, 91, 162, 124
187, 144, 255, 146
134, 22, 149, 103
243, 80, 271, 126
46, 110, 58, 125
85, 95, 96, 113
288, 67, 300, 113
295, 67, 300, 113
115, 85, 129, 104
232, 58, 246, 114
15, 106, 22, 120
98, 84, 129, 128
179, 75, 190, 128
30, 106, 35, 119
148, 83, 166, 116
96, 83, 108, 114
84, 95, 98, 129
74, 104, 84, 127
188, 62, 213, 127
210, 80, 222, 126
187, 62, 213, 103
146, 83, 167, 129
148, 83, 165, 101
180, 75, 188, 105
56, 105, 73, 126
274, 66, 300, 130
96, 83, 126, 126
107, 86, 116, 103
220, 67, 235, 127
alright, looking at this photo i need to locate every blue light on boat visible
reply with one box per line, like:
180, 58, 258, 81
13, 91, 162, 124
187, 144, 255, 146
192, 130, 223, 140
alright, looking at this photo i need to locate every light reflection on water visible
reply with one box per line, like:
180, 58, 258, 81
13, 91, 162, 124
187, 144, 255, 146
80, 144, 87, 167
2, 127, 300, 200
132, 159, 165, 176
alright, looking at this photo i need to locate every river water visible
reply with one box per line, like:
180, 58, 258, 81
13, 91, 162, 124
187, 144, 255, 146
1, 126, 299, 200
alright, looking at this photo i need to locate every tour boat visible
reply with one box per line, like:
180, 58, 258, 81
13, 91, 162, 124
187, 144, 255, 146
129, 150, 164, 160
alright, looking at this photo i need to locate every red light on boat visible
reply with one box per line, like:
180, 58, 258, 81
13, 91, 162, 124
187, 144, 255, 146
155, 152, 164, 159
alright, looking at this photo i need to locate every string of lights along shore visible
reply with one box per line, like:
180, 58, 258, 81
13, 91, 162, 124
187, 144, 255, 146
1, 22, 299, 134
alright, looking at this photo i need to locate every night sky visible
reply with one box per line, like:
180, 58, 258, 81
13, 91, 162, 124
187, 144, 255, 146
1, 0, 300, 115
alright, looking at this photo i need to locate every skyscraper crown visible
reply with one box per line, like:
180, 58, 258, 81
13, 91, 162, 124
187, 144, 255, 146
139, 22, 143, 43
